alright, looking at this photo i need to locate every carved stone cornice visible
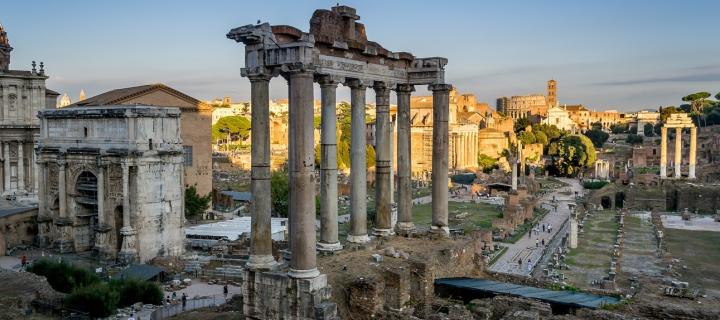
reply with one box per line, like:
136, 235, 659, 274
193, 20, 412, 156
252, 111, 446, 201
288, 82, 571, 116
315, 75, 343, 87
395, 84, 415, 94
344, 78, 373, 89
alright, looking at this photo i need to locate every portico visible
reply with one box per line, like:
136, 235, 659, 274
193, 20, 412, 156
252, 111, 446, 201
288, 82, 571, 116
659, 113, 696, 179
227, 5, 450, 319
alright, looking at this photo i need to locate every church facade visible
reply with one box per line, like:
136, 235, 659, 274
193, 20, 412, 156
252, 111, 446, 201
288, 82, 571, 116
0, 23, 58, 198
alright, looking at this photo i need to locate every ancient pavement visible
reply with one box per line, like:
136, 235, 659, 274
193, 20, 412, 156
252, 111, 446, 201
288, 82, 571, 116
488, 178, 581, 276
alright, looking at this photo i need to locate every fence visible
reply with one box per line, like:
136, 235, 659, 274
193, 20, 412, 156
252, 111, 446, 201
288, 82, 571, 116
149, 294, 231, 320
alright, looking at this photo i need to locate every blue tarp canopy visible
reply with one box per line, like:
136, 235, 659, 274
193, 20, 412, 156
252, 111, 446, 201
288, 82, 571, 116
435, 277, 620, 309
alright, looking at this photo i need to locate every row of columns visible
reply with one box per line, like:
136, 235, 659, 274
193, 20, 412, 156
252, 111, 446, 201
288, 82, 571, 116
245, 69, 451, 277
453, 132, 478, 169
659, 126, 697, 179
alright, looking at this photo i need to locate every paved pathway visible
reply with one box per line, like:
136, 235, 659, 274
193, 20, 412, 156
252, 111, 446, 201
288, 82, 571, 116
488, 178, 582, 276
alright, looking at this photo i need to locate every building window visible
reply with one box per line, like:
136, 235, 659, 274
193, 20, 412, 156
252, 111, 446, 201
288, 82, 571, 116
183, 146, 193, 166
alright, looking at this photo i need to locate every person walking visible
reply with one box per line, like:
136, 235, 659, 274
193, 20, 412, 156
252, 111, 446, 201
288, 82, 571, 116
542, 224, 545, 232
542, 239, 545, 246
21, 255, 27, 269
182, 293, 187, 310
223, 284, 229, 299
535, 239, 539, 247
518, 258, 522, 266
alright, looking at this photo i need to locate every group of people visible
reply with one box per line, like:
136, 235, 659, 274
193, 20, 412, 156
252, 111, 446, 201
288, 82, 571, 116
165, 292, 188, 308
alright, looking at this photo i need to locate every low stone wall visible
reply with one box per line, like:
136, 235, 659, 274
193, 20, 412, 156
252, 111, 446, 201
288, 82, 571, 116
243, 270, 337, 320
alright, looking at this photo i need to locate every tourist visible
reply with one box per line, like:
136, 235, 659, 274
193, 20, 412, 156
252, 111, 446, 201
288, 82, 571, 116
223, 284, 229, 299
182, 293, 187, 309
128, 313, 136, 320
542, 239, 545, 246
165, 295, 170, 304
172, 291, 177, 301
542, 224, 545, 232
21, 255, 27, 268
535, 239, 539, 247
518, 258, 522, 266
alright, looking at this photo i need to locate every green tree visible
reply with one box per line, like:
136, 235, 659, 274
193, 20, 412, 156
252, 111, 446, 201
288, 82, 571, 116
682, 92, 712, 113
477, 154, 498, 173
653, 122, 662, 136
590, 121, 603, 131
643, 123, 655, 137
534, 131, 548, 146
366, 145, 376, 168
583, 129, 609, 148
185, 185, 210, 219
27, 260, 100, 293
110, 278, 163, 307
626, 134, 644, 145
514, 118, 532, 133
518, 130, 536, 145
65, 283, 119, 318
610, 123, 629, 134
211, 116, 251, 142
271, 170, 289, 217
548, 134, 596, 177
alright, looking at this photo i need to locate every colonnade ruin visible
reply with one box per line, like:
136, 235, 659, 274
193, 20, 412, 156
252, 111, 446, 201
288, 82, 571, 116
659, 113, 697, 179
226, 6, 450, 318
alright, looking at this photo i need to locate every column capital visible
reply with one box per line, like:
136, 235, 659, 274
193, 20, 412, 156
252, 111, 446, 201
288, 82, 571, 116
315, 75, 343, 87
395, 84, 415, 94
57, 160, 67, 168
344, 78, 373, 89
242, 66, 278, 80
246, 72, 274, 82
428, 83, 452, 92
279, 63, 316, 80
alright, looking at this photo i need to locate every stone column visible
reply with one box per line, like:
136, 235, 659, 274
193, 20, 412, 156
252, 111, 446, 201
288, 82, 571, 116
660, 127, 667, 178
33, 149, 38, 194
247, 73, 277, 269
286, 70, 319, 279
94, 163, 111, 255
317, 76, 342, 251
347, 79, 370, 244
373, 82, 393, 237
58, 160, 67, 218
3, 142, 9, 192
430, 84, 451, 235
689, 127, 697, 179
119, 162, 138, 264
17, 141, 24, 192
395, 84, 415, 234
511, 146, 518, 191
674, 127, 682, 178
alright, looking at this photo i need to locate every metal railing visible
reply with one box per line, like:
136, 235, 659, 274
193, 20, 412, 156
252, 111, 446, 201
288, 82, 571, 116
149, 294, 232, 320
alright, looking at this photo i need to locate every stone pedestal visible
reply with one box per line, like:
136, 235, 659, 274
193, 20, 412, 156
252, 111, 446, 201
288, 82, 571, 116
53, 217, 74, 253
118, 226, 138, 265
36, 216, 53, 247
93, 225, 113, 258
243, 270, 337, 320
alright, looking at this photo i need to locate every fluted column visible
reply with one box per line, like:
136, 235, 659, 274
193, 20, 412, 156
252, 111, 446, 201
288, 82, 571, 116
286, 70, 319, 279
689, 127, 697, 179
246, 73, 277, 269
395, 84, 415, 234
430, 84, 451, 235
17, 141, 24, 192
674, 127, 682, 178
373, 81, 393, 236
317, 76, 342, 251
660, 127, 667, 178
347, 79, 370, 244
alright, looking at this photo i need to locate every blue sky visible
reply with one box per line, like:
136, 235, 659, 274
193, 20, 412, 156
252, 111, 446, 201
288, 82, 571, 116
3, 0, 719, 111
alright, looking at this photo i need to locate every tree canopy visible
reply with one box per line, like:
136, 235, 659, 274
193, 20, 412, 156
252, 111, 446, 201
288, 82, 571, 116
643, 123, 655, 137
548, 134, 596, 177
271, 170, 289, 217
583, 129, 609, 148
185, 185, 210, 219
682, 92, 712, 113
212, 116, 251, 142
514, 118, 532, 133
626, 134, 644, 145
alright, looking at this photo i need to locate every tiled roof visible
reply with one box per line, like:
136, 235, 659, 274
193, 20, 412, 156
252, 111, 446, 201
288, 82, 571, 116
67, 83, 209, 111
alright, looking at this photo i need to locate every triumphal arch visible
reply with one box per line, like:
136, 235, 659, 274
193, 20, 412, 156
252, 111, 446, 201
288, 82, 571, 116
227, 5, 450, 319
660, 113, 697, 179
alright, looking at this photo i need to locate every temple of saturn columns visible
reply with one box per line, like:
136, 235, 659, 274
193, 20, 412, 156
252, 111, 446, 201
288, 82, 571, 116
660, 113, 697, 179
227, 5, 449, 319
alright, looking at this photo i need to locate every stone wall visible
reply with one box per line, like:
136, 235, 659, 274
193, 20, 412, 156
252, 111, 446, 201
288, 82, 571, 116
0, 208, 37, 255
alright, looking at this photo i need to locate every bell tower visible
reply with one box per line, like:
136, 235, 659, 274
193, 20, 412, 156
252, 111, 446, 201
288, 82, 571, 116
547, 79, 557, 107
0, 23, 12, 71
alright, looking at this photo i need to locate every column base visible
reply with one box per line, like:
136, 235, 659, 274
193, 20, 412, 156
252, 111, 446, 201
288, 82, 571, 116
689, 165, 696, 179
246, 254, 279, 270
430, 225, 450, 237
346, 234, 370, 244
288, 267, 320, 279
119, 226, 138, 264
372, 227, 394, 237
395, 222, 416, 235
660, 166, 667, 179
317, 241, 343, 252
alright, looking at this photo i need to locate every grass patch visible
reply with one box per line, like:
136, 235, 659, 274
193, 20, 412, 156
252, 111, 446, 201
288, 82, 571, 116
664, 229, 720, 294
412, 201, 501, 229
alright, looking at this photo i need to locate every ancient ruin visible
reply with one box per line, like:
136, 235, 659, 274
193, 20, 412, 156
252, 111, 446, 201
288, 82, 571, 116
660, 113, 697, 179
227, 5, 449, 318
36, 106, 185, 263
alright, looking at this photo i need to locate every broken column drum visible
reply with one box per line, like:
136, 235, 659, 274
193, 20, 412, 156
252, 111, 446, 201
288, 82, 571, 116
227, 5, 450, 280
